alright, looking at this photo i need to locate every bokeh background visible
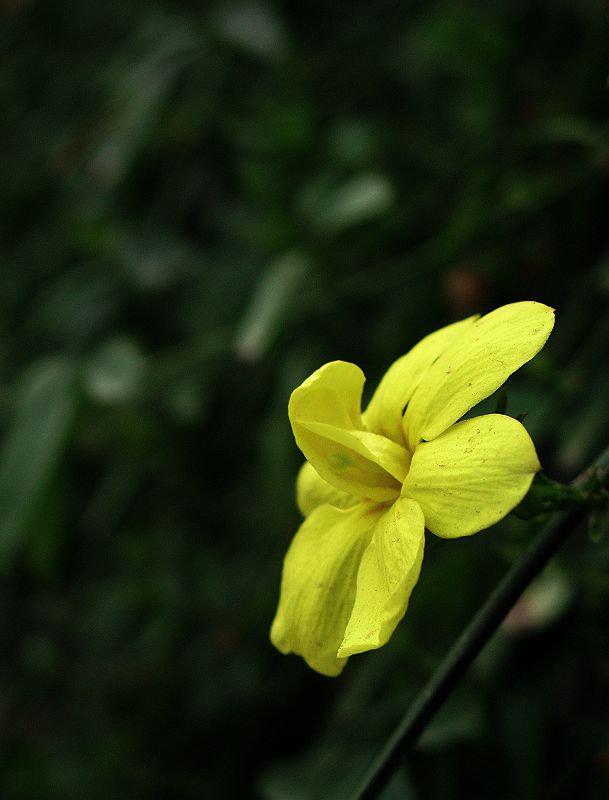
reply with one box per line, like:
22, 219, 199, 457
2, 1, 609, 798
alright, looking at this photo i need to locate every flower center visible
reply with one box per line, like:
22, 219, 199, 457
356, 430, 412, 484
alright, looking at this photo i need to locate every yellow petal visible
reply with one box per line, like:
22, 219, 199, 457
403, 302, 555, 450
296, 462, 357, 516
363, 315, 478, 444
338, 498, 425, 658
270, 502, 383, 676
289, 361, 409, 502
402, 414, 540, 538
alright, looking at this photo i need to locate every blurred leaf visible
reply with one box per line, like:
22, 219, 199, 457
233, 250, 309, 361
214, 1, 287, 61
88, 19, 200, 187
0, 358, 78, 569
527, 116, 604, 149
501, 566, 573, 635
83, 337, 147, 405
117, 230, 196, 292
310, 172, 395, 234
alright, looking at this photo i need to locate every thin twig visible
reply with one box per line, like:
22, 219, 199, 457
349, 444, 609, 800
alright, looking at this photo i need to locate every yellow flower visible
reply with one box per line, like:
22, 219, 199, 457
270, 302, 555, 676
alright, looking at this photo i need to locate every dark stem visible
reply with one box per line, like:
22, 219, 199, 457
349, 445, 609, 800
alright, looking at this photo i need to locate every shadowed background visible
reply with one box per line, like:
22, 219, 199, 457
2, 1, 609, 798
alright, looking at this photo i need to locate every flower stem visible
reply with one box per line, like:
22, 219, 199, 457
514, 471, 602, 519
349, 444, 609, 800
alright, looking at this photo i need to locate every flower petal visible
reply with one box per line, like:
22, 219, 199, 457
296, 462, 357, 517
338, 498, 425, 658
402, 414, 540, 538
289, 361, 408, 502
270, 502, 382, 676
403, 302, 555, 450
363, 316, 478, 444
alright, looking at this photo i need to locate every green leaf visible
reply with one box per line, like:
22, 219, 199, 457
83, 337, 147, 404
312, 172, 395, 234
233, 250, 309, 361
0, 358, 79, 569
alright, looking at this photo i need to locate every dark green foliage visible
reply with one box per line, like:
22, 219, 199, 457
1, 0, 609, 797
